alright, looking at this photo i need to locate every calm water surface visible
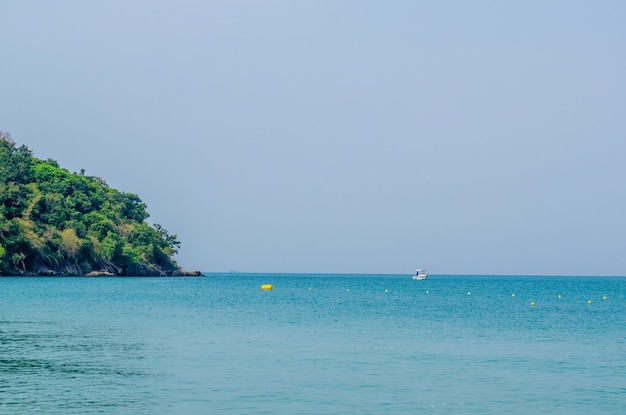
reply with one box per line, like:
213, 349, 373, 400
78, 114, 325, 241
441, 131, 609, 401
0, 274, 624, 414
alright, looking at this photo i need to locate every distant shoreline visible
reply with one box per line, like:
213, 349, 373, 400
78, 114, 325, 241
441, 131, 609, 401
0, 269, 204, 277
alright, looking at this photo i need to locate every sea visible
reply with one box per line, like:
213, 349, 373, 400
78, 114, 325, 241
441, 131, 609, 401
0, 273, 624, 414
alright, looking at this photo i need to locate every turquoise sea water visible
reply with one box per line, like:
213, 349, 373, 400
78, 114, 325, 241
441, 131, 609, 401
0, 274, 624, 414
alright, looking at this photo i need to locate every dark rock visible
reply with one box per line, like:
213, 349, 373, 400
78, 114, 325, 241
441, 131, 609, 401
84, 271, 116, 277
172, 269, 204, 277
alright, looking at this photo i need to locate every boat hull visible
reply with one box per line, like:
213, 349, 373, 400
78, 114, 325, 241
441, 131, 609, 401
413, 268, 427, 280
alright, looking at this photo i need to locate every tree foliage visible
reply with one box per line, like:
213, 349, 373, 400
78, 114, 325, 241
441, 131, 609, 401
0, 132, 181, 276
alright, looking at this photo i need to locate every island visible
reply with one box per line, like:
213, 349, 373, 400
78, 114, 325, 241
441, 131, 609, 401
0, 132, 202, 277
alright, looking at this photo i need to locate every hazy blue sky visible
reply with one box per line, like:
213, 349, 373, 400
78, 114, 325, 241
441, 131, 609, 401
2, 1, 625, 275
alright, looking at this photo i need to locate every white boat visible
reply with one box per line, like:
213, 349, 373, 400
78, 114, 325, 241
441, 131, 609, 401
412, 269, 427, 280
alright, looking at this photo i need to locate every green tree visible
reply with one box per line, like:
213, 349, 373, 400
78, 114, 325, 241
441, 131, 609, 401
0, 131, 185, 276
0, 243, 6, 269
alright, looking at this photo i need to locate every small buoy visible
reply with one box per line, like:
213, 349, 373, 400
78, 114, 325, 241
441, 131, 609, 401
385, 289, 389, 293
558, 294, 562, 299
587, 300, 592, 305
530, 301, 535, 307
603, 296, 607, 301
511, 293, 515, 297
467, 291, 471, 296
308, 287, 312, 291
261, 284, 273, 290
426, 290, 430, 294
346, 289, 350, 293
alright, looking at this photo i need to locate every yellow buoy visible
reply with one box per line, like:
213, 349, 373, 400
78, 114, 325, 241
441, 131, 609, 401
385, 289, 389, 293
603, 296, 607, 301
558, 294, 562, 299
530, 301, 535, 307
426, 290, 430, 294
467, 291, 471, 296
511, 293, 515, 297
308, 287, 312, 291
346, 289, 350, 293
261, 284, 273, 290
587, 300, 592, 305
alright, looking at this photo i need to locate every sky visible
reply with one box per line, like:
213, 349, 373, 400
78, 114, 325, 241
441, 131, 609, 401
1, 1, 625, 276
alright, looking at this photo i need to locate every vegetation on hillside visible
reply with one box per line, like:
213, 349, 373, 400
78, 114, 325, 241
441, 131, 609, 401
0, 132, 187, 276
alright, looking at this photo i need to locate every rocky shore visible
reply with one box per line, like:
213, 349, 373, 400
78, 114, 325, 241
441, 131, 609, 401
2, 267, 204, 277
